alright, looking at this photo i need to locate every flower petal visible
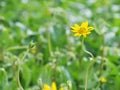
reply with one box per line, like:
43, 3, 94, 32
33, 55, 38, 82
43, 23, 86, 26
71, 24, 80, 30
74, 33, 81, 36
81, 21, 88, 27
71, 30, 78, 32
71, 26, 75, 29
87, 31, 91, 34
74, 24, 80, 28
88, 26, 94, 31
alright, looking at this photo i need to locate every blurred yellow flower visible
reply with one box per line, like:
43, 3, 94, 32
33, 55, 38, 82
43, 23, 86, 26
100, 77, 107, 83
42, 82, 57, 90
71, 21, 94, 37
59, 87, 64, 90
51, 82, 57, 90
42, 84, 51, 90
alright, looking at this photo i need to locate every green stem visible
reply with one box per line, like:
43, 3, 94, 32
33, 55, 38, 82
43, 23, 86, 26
99, 34, 105, 90
82, 38, 95, 90
17, 48, 29, 90
10, 54, 23, 90
17, 59, 24, 90
21, 48, 29, 61
82, 38, 94, 59
48, 30, 52, 56
100, 34, 105, 75
7, 46, 28, 51
6, 46, 29, 90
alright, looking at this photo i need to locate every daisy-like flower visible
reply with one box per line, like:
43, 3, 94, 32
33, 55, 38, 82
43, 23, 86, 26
71, 21, 94, 37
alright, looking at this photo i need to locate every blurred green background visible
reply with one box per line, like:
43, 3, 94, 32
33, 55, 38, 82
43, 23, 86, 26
0, 0, 120, 90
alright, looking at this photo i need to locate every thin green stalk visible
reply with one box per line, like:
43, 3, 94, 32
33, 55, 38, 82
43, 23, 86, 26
99, 34, 105, 90
17, 48, 29, 90
7, 53, 24, 90
17, 60, 24, 90
100, 34, 105, 75
48, 30, 52, 56
21, 48, 29, 61
82, 38, 94, 59
81, 38, 95, 90
67, 80, 72, 90
7, 46, 28, 51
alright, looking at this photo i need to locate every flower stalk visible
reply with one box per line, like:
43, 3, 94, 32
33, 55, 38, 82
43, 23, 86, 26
99, 34, 106, 90
17, 47, 29, 90
71, 21, 95, 90
81, 38, 95, 90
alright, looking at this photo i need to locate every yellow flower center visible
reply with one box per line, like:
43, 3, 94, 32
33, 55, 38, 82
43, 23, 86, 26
78, 27, 87, 33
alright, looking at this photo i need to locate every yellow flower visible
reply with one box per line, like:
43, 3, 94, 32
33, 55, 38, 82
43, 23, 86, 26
51, 82, 57, 90
42, 82, 57, 90
71, 21, 94, 37
100, 77, 107, 83
42, 84, 51, 90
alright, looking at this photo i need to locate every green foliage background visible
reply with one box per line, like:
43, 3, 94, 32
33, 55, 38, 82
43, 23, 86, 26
0, 0, 120, 90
